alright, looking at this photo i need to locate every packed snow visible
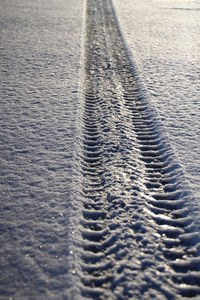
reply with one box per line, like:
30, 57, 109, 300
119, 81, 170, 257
114, 0, 200, 204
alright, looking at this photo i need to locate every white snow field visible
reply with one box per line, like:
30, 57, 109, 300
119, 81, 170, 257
0, 0, 84, 298
114, 0, 200, 205
1, 0, 200, 299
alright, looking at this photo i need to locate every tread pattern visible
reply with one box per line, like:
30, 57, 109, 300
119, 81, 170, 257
77, 0, 200, 298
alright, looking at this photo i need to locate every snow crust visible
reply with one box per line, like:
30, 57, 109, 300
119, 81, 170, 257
113, 0, 200, 204
0, 0, 84, 298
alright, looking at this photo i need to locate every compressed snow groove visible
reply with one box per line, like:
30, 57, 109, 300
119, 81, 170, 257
77, 0, 200, 299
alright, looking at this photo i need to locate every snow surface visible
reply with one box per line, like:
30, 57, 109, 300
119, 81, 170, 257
1, 0, 200, 298
0, 0, 84, 298
114, 0, 200, 204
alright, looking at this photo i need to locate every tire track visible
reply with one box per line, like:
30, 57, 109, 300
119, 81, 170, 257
77, 0, 200, 298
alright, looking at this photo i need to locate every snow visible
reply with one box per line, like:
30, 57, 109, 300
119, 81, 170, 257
1, 0, 200, 298
113, 0, 200, 204
0, 0, 84, 298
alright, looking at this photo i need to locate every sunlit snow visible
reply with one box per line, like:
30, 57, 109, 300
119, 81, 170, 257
114, 0, 200, 203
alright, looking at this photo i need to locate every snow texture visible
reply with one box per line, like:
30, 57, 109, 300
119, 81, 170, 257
114, 0, 200, 205
1, 0, 200, 299
69, 0, 200, 298
0, 0, 84, 298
